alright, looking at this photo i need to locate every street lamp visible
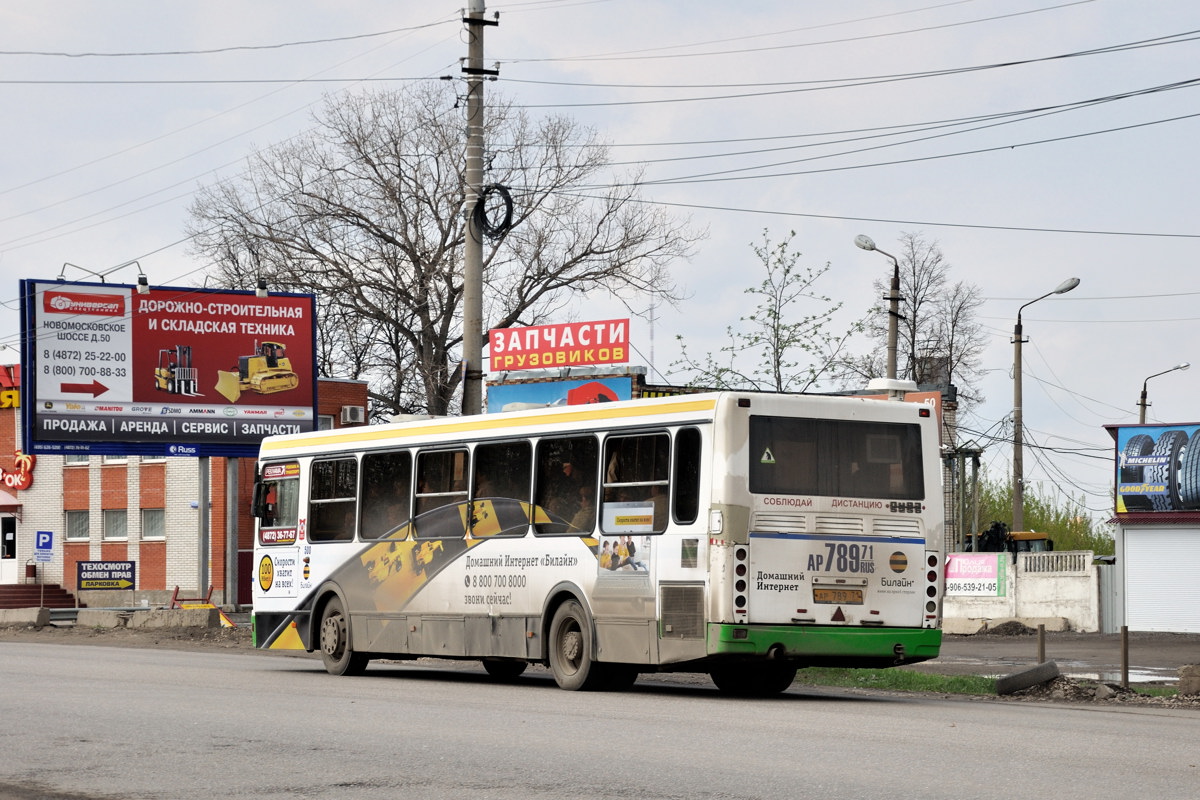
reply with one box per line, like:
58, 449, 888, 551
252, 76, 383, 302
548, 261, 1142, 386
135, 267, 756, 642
854, 234, 903, 380
1012, 276, 1080, 532
1138, 362, 1190, 424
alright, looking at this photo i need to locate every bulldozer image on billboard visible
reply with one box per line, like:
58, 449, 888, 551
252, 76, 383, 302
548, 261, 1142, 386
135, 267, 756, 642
215, 341, 300, 403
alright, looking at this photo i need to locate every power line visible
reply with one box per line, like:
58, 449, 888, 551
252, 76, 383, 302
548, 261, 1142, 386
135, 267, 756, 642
547, 191, 1200, 239
502, 0, 1097, 64
502, 30, 1200, 105
0, 19, 457, 58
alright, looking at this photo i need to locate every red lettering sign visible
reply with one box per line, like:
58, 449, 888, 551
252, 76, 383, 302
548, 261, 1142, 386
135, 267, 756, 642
488, 319, 630, 372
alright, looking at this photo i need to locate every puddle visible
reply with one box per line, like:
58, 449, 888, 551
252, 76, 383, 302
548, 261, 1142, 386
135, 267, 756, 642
1064, 669, 1176, 684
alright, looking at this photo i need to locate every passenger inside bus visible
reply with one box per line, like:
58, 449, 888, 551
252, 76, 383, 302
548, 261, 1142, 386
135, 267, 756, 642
568, 482, 596, 531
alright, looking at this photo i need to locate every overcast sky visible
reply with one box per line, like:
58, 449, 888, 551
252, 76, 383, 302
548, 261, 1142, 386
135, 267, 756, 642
3, 0, 1198, 523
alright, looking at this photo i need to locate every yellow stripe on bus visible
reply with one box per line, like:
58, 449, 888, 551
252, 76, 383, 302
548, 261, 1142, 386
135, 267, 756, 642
261, 397, 718, 452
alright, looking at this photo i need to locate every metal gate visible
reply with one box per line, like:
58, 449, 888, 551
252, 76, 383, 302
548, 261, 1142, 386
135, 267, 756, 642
1096, 563, 1120, 634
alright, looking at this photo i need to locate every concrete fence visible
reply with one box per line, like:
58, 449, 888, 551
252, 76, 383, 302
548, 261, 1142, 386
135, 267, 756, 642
944, 550, 1100, 634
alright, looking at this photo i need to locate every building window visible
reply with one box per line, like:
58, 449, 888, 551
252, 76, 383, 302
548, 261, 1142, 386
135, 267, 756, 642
318, 415, 334, 431
103, 509, 128, 540
141, 509, 165, 540
64, 454, 89, 465
65, 510, 90, 540
101, 453, 128, 464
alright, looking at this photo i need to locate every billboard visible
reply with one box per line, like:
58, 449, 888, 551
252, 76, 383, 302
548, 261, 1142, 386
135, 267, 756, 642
1112, 424, 1200, 514
945, 552, 1007, 596
486, 377, 632, 413
20, 280, 317, 457
488, 319, 629, 372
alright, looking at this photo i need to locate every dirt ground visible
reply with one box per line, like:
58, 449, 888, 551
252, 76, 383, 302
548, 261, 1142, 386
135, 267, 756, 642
0, 620, 256, 651
2, 620, 1198, 707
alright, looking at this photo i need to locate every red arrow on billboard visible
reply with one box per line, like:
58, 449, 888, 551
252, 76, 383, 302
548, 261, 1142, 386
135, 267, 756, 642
60, 380, 109, 397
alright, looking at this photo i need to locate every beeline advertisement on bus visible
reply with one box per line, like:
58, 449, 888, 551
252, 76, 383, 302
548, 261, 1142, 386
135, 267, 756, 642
488, 319, 629, 372
20, 279, 318, 457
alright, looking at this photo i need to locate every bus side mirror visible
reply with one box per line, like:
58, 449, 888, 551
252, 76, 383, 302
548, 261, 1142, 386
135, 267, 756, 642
251, 481, 267, 518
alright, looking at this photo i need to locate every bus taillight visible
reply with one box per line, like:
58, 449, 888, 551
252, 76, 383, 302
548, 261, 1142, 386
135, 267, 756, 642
734, 546, 748, 615
923, 551, 942, 623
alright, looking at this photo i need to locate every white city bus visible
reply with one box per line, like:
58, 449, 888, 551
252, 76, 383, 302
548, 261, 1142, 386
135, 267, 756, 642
251, 391, 944, 694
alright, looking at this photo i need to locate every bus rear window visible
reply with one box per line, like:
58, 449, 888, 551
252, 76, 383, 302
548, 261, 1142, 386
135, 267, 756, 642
749, 416, 924, 500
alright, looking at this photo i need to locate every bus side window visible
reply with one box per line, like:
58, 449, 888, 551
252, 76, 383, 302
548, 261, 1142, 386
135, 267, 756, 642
472, 441, 532, 537
361, 450, 412, 539
601, 433, 670, 534
673, 427, 702, 525
414, 449, 468, 538
534, 436, 599, 535
310, 458, 358, 542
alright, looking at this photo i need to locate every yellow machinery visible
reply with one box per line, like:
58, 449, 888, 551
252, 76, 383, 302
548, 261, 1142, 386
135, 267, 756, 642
1009, 530, 1052, 553
154, 345, 200, 396
215, 341, 300, 403
967, 521, 1053, 553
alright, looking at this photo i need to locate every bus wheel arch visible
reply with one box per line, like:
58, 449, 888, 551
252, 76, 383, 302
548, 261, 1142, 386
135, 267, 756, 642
543, 587, 605, 691
314, 588, 369, 676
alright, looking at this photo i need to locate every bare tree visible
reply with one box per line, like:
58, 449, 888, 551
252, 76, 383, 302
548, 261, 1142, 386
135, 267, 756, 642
837, 232, 986, 406
188, 84, 699, 416
671, 229, 861, 392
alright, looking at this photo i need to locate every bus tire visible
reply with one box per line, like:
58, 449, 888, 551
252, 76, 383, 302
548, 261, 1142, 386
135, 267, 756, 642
710, 662, 797, 696
548, 599, 603, 691
482, 658, 528, 680
319, 596, 369, 676
599, 664, 639, 691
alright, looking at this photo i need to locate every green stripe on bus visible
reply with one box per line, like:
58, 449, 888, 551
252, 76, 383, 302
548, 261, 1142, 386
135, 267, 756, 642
708, 624, 942, 661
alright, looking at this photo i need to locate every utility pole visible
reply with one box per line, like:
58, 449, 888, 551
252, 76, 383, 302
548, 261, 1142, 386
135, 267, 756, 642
461, 0, 497, 416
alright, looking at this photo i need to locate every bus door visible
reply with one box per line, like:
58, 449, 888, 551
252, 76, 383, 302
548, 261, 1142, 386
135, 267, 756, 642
591, 433, 665, 624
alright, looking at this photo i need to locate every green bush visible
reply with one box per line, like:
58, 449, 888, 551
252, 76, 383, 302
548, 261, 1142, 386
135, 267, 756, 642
973, 473, 1114, 555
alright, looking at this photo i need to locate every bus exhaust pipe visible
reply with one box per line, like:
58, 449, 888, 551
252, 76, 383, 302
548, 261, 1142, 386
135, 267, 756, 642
893, 643, 906, 663
767, 644, 787, 660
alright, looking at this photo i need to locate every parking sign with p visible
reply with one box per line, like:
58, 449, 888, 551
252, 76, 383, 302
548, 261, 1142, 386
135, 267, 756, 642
35, 530, 53, 562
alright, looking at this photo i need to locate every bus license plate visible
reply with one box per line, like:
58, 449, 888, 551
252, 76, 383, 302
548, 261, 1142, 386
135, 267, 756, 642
813, 587, 863, 605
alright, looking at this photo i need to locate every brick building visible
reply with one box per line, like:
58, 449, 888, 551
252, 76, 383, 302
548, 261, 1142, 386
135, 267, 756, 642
0, 367, 367, 609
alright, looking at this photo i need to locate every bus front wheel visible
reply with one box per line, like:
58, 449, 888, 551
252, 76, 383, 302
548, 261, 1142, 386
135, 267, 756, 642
710, 662, 797, 696
319, 596, 369, 676
548, 599, 605, 691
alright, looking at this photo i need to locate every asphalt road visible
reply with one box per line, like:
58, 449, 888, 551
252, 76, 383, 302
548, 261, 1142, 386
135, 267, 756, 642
2, 640, 1199, 800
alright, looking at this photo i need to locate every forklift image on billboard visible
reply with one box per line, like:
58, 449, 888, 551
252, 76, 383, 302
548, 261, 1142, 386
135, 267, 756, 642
154, 345, 200, 396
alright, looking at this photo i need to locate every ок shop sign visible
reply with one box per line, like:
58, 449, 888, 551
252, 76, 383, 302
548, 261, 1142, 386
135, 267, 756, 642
489, 319, 629, 372
0, 451, 35, 490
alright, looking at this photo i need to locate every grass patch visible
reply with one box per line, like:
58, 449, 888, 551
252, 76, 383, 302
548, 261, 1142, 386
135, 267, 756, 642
1124, 684, 1177, 698
793, 669, 1180, 700
794, 667, 997, 696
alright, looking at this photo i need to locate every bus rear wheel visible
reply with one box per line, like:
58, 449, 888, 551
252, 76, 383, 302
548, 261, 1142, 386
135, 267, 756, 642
319, 596, 369, 676
548, 599, 606, 691
482, 658, 528, 680
710, 662, 797, 696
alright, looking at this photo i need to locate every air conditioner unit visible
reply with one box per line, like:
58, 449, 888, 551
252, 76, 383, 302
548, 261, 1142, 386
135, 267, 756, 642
340, 405, 366, 424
